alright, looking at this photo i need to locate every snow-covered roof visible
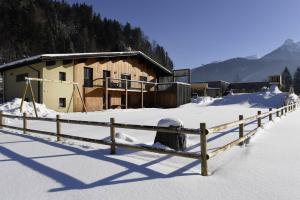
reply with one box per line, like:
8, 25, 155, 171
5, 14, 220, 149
0, 51, 172, 75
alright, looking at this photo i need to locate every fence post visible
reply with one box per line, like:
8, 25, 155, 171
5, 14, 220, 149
23, 112, 27, 134
239, 115, 244, 146
200, 123, 208, 176
276, 107, 279, 118
281, 108, 284, 116
110, 117, 116, 154
257, 111, 261, 128
269, 108, 272, 121
285, 106, 287, 115
56, 114, 61, 142
0, 111, 3, 129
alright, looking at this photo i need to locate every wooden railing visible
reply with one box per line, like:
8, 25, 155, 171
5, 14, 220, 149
0, 101, 299, 176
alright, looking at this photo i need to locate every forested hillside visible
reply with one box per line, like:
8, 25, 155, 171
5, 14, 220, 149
0, 0, 173, 69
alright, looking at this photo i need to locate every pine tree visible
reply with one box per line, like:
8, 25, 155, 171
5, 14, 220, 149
281, 67, 293, 92
293, 67, 300, 94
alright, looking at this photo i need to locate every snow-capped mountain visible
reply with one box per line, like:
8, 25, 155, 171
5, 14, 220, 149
192, 39, 300, 83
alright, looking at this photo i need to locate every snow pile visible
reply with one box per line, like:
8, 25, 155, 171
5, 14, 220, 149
286, 93, 299, 104
267, 84, 281, 94
115, 132, 137, 143
0, 98, 56, 118
212, 85, 286, 108
191, 96, 215, 106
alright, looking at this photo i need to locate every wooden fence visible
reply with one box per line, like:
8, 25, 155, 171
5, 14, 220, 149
0, 101, 299, 176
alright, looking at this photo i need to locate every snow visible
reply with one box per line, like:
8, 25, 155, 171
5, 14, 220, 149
0, 98, 56, 118
0, 91, 299, 199
190, 85, 286, 108
157, 118, 183, 127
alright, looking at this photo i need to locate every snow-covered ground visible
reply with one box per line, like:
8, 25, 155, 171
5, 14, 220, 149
0, 87, 299, 199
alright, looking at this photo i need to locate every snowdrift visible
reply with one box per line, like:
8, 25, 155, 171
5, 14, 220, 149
0, 98, 56, 117
191, 85, 289, 108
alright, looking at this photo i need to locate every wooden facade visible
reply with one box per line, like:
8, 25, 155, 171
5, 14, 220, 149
73, 57, 159, 112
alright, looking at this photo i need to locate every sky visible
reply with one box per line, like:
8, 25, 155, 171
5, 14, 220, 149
65, 0, 300, 69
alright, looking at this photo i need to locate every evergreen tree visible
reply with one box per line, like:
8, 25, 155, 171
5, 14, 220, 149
0, 0, 173, 70
281, 67, 293, 92
293, 67, 300, 94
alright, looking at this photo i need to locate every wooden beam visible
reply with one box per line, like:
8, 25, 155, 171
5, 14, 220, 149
23, 112, 27, 134
28, 80, 38, 118
56, 114, 61, 142
141, 82, 144, 108
125, 79, 128, 109
269, 108, 272, 121
200, 123, 208, 176
75, 84, 87, 113
67, 85, 75, 113
110, 117, 116, 154
239, 115, 244, 146
257, 110, 261, 127
20, 82, 29, 113
105, 77, 108, 110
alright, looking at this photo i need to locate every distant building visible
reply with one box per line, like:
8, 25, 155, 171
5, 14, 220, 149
191, 81, 230, 97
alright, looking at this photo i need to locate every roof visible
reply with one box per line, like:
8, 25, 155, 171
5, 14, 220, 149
0, 51, 172, 75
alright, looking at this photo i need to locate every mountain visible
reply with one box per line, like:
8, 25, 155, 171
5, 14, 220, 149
0, 0, 173, 69
192, 39, 300, 83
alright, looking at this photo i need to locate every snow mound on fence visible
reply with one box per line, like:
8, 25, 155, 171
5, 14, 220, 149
157, 118, 183, 127
0, 98, 56, 117
115, 132, 137, 143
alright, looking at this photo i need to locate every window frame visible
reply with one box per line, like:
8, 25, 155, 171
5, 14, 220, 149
59, 98, 66, 108
16, 73, 28, 82
59, 72, 66, 81
84, 67, 93, 87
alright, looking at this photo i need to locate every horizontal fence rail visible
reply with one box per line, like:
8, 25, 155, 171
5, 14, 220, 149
0, 100, 299, 176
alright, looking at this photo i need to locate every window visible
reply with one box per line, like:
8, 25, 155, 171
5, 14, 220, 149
16, 73, 28, 82
62, 59, 72, 65
46, 60, 56, 66
84, 67, 93, 87
59, 98, 66, 108
140, 76, 147, 82
59, 72, 66, 81
103, 70, 111, 79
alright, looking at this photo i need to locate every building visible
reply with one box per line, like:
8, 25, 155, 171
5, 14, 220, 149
0, 51, 191, 112
191, 81, 230, 97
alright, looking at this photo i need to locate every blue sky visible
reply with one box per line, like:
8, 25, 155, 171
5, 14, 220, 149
66, 0, 300, 69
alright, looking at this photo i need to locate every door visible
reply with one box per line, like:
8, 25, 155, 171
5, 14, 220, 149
121, 74, 131, 88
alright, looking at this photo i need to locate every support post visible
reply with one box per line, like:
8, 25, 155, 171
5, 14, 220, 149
200, 123, 208, 176
20, 82, 29, 113
257, 111, 261, 128
285, 107, 287, 115
76, 84, 87, 113
239, 115, 244, 146
105, 77, 108, 110
23, 112, 27, 134
125, 79, 128, 109
269, 108, 272, 121
56, 114, 61, 142
281, 108, 284, 116
141, 82, 144, 108
276, 107, 279, 117
28, 80, 38, 118
0, 111, 3, 129
110, 117, 116, 154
